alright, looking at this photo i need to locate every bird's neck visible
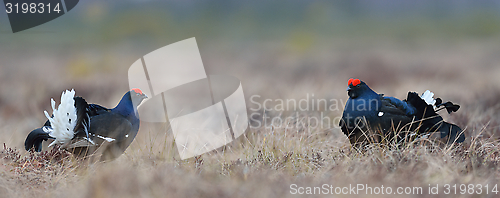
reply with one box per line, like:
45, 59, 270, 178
348, 89, 381, 112
112, 94, 139, 121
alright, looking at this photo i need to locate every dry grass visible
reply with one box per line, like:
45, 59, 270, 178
2, 117, 500, 198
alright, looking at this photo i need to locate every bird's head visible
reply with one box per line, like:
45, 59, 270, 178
346, 78, 372, 99
130, 88, 148, 107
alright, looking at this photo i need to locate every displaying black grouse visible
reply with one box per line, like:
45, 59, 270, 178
25, 89, 147, 161
339, 78, 465, 147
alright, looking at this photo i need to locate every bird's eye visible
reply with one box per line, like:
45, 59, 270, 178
356, 85, 360, 88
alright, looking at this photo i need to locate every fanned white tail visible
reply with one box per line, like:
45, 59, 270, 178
420, 90, 436, 108
44, 89, 77, 147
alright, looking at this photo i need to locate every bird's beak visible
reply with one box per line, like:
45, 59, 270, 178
143, 94, 148, 99
346, 86, 352, 91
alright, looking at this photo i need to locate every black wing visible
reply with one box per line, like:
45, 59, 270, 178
89, 112, 134, 147
64, 112, 134, 159
89, 112, 136, 160
379, 96, 413, 131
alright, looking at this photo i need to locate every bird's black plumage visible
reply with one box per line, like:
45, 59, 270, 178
339, 78, 465, 147
24, 128, 51, 152
25, 89, 147, 161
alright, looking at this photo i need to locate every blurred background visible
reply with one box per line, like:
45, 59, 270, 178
1, 0, 500, 147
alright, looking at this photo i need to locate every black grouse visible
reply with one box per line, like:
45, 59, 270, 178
339, 78, 465, 147
25, 89, 147, 161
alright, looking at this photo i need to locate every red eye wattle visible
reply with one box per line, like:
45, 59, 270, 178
131, 88, 143, 95
348, 78, 354, 86
352, 79, 361, 86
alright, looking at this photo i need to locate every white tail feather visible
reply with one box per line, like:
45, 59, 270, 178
420, 90, 436, 108
44, 89, 77, 147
